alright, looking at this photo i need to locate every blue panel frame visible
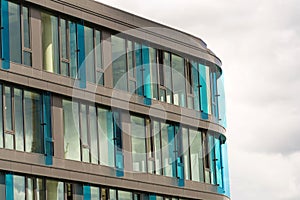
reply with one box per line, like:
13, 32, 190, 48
1, 0, 10, 70
77, 23, 86, 89
43, 92, 53, 165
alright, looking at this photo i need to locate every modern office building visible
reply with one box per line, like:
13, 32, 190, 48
0, 0, 229, 199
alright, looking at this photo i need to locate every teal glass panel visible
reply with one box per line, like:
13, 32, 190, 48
113, 112, 124, 177
0, 85, 3, 148
24, 91, 43, 153
215, 137, 223, 189
1, 0, 10, 69
172, 55, 185, 107
221, 142, 230, 197
161, 123, 176, 178
189, 129, 204, 182
41, 12, 59, 74
43, 92, 53, 165
118, 190, 132, 200
46, 180, 64, 200
85, 26, 95, 83
89, 106, 98, 164
13, 175, 25, 200
63, 100, 81, 161
14, 88, 24, 151
77, 23, 86, 88
4, 86, 12, 131
142, 45, 151, 99
191, 61, 200, 111
131, 116, 147, 172
149, 194, 156, 200
5, 174, 13, 200
83, 185, 91, 200
8, 1, 21, 64
69, 21, 78, 79
98, 108, 114, 167
217, 73, 227, 128
150, 47, 158, 100
22, 6, 30, 49
80, 104, 89, 163
26, 178, 34, 200
135, 43, 143, 96
112, 36, 127, 91
199, 64, 211, 119
208, 134, 216, 185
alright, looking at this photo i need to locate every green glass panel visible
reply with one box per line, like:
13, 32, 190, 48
23, 6, 30, 49
46, 180, 64, 200
172, 55, 185, 107
14, 88, 24, 151
85, 26, 95, 83
60, 19, 67, 59
112, 36, 127, 91
5, 86, 12, 131
23, 51, 32, 67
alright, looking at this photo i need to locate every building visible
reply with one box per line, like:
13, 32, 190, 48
0, 0, 230, 199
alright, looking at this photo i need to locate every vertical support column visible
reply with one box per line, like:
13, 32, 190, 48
102, 31, 113, 88
43, 92, 53, 165
77, 23, 86, 89
1, 0, 10, 70
5, 174, 13, 200
31, 8, 42, 70
52, 95, 64, 160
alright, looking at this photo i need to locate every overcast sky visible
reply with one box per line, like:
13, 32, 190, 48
96, 0, 300, 199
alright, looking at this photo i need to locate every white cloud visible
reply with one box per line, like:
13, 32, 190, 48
96, 0, 300, 199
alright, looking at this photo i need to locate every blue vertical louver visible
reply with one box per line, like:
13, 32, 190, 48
199, 64, 209, 120
77, 22, 86, 89
5, 174, 13, 200
1, 0, 10, 70
113, 112, 124, 177
83, 185, 91, 200
215, 137, 224, 193
149, 194, 156, 200
208, 134, 216, 185
142, 45, 151, 98
43, 92, 53, 166
221, 142, 230, 197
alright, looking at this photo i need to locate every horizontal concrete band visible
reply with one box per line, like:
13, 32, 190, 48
0, 149, 230, 200
25, 0, 222, 68
0, 63, 226, 135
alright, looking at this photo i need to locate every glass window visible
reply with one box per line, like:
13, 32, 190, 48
13, 175, 25, 200
153, 121, 162, 175
80, 104, 89, 163
9, 1, 22, 64
135, 43, 143, 96
191, 61, 200, 111
199, 64, 211, 116
172, 55, 186, 107
161, 123, 175, 177
163, 52, 173, 104
36, 178, 45, 199
131, 116, 147, 173
69, 21, 78, 79
127, 40, 134, 78
91, 186, 100, 200
63, 100, 81, 161
85, 26, 95, 83
98, 108, 115, 167
181, 128, 190, 180
23, 6, 30, 49
118, 190, 132, 200
60, 19, 68, 60
46, 180, 64, 200
4, 86, 13, 131
90, 106, 99, 164
24, 91, 43, 153
217, 72, 226, 128
95, 30, 104, 85
149, 47, 158, 100
109, 189, 117, 200
26, 178, 34, 200
189, 129, 204, 182
0, 85, 3, 148
42, 12, 59, 73
14, 88, 24, 151
112, 36, 127, 91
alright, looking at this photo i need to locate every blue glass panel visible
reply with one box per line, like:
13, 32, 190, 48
113, 112, 123, 177
142, 45, 151, 99
77, 23, 86, 89
135, 43, 143, 96
215, 137, 223, 191
43, 92, 53, 165
83, 185, 91, 200
149, 194, 156, 200
6, 174, 13, 200
167, 125, 176, 178
1, 0, 10, 69
218, 74, 227, 128
199, 64, 209, 119
221, 142, 230, 197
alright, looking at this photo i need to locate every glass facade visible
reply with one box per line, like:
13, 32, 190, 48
0, 1, 229, 199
